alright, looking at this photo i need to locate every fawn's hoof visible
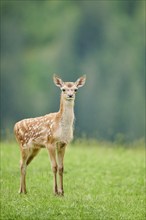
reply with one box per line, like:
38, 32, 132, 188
54, 190, 64, 196
58, 190, 64, 196
19, 189, 27, 194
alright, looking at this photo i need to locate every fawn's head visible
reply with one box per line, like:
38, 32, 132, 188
53, 75, 86, 101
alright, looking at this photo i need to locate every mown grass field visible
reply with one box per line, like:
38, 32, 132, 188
0, 140, 145, 220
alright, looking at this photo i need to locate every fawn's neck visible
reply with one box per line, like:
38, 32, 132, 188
58, 94, 75, 127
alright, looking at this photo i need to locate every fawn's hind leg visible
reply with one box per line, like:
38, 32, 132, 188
26, 146, 41, 166
19, 146, 40, 194
19, 147, 29, 194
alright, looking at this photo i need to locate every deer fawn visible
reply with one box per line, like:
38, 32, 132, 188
14, 75, 86, 196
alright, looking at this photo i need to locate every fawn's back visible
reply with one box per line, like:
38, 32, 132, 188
14, 113, 57, 147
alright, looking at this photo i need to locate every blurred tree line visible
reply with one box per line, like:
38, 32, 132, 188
1, 0, 145, 142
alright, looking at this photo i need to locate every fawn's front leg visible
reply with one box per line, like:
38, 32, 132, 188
47, 145, 58, 195
57, 143, 66, 196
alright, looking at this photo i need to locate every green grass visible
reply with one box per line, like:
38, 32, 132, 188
0, 141, 145, 220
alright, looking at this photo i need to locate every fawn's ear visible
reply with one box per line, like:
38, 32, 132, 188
75, 75, 86, 88
53, 74, 64, 88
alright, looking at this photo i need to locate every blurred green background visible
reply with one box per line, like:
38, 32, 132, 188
1, 0, 145, 142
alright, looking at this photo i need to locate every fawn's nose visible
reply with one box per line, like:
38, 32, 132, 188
68, 95, 73, 98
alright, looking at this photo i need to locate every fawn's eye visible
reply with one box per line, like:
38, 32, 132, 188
62, 89, 66, 92
74, 89, 78, 92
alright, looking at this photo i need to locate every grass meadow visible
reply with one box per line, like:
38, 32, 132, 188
0, 140, 145, 220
